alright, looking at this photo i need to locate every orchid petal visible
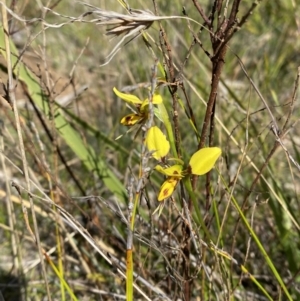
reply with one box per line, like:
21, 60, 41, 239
153, 94, 163, 104
146, 126, 170, 160
140, 94, 163, 111
113, 87, 142, 104
189, 147, 221, 175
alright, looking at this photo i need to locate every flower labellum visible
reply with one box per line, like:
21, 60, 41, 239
158, 177, 179, 201
120, 113, 144, 126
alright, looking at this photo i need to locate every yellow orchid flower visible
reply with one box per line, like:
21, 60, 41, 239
113, 87, 163, 126
145, 126, 222, 201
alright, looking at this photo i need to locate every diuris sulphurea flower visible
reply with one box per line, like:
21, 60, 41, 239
113, 87, 162, 126
146, 126, 221, 201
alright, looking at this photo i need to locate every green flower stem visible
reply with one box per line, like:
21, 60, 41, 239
156, 102, 178, 158
182, 177, 212, 241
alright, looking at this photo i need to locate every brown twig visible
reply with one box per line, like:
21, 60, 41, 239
191, 0, 211, 25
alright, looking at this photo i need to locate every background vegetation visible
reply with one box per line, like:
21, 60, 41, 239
0, 0, 300, 300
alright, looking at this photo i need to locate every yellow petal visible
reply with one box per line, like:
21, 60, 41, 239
140, 94, 163, 111
189, 147, 221, 175
152, 94, 163, 104
158, 177, 179, 201
146, 126, 170, 160
113, 87, 142, 105
120, 114, 143, 126
140, 100, 149, 113
155, 165, 183, 178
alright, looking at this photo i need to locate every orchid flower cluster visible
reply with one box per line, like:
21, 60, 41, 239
113, 87, 221, 201
145, 126, 221, 200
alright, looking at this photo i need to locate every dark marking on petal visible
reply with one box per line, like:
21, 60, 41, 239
163, 188, 169, 196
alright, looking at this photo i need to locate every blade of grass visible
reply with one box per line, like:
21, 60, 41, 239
44, 252, 78, 301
